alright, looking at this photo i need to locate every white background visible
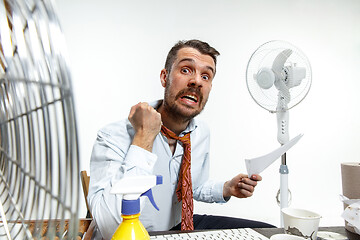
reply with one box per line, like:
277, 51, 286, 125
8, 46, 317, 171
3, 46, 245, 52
55, 0, 360, 227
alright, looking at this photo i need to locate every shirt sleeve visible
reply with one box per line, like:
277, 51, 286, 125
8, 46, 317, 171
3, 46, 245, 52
87, 122, 157, 239
192, 156, 229, 203
191, 122, 229, 204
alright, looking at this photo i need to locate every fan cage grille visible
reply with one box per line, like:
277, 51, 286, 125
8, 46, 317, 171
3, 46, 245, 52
246, 40, 312, 113
0, 0, 80, 239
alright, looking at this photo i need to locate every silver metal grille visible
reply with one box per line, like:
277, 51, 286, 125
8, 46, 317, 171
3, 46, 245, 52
0, 0, 79, 239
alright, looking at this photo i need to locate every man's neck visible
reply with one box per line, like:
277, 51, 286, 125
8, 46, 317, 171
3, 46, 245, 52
157, 104, 190, 136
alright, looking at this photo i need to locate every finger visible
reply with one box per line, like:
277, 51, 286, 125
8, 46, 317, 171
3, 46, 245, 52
240, 178, 258, 187
239, 188, 253, 198
237, 173, 248, 179
148, 105, 158, 114
250, 174, 262, 181
139, 102, 149, 109
149, 106, 162, 120
237, 182, 255, 192
128, 104, 139, 119
234, 186, 253, 198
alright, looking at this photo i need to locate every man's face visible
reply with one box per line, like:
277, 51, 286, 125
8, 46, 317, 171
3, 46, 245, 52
160, 47, 215, 121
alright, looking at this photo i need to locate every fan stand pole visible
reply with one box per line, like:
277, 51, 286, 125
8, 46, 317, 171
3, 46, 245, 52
280, 152, 289, 227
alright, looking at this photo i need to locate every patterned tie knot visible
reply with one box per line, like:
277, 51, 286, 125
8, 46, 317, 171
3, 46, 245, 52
161, 125, 190, 146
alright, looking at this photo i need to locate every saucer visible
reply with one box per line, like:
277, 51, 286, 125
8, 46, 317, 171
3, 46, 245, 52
317, 231, 348, 240
270, 234, 306, 240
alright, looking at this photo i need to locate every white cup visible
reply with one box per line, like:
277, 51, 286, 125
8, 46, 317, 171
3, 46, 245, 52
281, 208, 321, 240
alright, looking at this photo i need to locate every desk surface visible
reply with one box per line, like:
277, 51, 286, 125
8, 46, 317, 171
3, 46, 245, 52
254, 227, 358, 239
150, 226, 359, 240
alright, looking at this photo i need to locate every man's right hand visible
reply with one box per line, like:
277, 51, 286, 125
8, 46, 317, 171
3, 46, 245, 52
128, 102, 162, 152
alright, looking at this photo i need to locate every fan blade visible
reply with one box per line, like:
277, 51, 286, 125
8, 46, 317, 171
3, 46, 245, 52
272, 49, 293, 76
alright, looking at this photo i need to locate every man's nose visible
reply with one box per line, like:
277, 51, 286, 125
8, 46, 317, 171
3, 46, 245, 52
188, 74, 202, 87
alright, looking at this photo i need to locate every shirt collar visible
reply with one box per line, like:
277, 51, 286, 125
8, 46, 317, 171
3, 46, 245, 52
150, 99, 198, 136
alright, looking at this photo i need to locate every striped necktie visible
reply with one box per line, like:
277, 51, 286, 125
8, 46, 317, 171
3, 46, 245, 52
161, 125, 194, 231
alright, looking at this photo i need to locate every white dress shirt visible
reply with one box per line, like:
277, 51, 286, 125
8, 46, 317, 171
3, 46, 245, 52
88, 100, 227, 240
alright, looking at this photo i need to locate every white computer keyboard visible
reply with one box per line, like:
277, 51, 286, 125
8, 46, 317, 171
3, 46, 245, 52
150, 228, 270, 240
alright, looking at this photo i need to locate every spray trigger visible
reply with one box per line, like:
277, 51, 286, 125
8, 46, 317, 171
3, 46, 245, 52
141, 189, 159, 211
141, 175, 162, 210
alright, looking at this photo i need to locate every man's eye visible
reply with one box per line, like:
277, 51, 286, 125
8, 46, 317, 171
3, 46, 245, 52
202, 75, 209, 81
181, 68, 190, 74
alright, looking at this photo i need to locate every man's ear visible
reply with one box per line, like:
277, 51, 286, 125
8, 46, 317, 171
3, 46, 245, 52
160, 69, 168, 87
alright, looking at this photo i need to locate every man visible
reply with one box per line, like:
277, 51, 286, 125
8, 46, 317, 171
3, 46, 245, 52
88, 39, 273, 240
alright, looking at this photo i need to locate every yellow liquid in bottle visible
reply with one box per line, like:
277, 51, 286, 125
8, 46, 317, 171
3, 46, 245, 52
111, 213, 150, 240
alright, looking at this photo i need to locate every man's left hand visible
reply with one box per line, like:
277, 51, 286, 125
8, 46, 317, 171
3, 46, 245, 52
223, 174, 262, 199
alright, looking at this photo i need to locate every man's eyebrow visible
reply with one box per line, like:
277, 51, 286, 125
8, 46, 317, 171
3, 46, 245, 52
178, 58, 215, 74
178, 58, 195, 65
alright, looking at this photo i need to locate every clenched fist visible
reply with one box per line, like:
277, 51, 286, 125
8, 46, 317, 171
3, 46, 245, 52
128, 102, 162, 152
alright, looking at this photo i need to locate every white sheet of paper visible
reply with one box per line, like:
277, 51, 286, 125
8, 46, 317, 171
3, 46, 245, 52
245, 134, 303, 177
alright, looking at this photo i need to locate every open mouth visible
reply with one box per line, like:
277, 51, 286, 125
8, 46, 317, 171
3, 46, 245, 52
181, 94, 198, 103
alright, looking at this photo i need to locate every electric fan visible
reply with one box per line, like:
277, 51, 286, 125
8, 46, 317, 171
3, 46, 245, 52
246, 40, 312, 224
0, 0, 80, 239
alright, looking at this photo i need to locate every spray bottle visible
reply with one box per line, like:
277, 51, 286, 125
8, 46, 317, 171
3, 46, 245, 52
110, 175, 162, 240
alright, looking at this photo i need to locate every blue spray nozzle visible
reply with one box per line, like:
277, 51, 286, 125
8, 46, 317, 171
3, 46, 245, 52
141, 189, 159, 211
140, 176, 162, 211
156, 175, 163, 185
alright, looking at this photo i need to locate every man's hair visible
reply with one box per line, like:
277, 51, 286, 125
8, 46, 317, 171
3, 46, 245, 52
164, 39, 220, 74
